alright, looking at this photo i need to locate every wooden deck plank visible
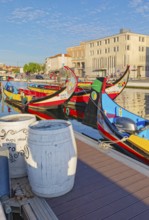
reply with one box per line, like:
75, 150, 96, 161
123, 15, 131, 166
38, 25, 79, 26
46, 136, 149, 220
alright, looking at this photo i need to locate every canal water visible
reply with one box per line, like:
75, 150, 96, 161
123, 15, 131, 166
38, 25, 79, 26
115, 87, 149, 120
1, 81, 149, 140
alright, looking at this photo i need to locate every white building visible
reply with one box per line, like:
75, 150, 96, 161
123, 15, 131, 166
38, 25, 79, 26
45, 53, 73, 74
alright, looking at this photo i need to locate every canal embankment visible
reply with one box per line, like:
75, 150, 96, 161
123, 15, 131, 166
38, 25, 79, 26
127, 79, 149, 89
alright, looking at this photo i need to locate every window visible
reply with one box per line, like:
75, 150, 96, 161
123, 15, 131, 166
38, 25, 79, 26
89, 43, 94, 48
139, 46, 144, 52
126, 45, 130, 50
127, 35, 130, 40
139, 36, 145, 42
114, 37, 119, 42
113, 46, 119, 52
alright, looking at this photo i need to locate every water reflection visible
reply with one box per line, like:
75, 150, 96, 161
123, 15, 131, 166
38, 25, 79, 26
4, 99, 89, 128
115, 88, 149, 120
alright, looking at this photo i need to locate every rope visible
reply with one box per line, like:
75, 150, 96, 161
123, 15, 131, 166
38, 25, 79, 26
98, 136, 128, 149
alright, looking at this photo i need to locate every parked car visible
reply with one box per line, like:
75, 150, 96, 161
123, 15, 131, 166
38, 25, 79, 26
36, 75, 44, 79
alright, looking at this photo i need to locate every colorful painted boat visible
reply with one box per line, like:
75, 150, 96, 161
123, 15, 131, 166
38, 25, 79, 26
3, 85, 48, 107
28, 83, 62, 94
3, 66, 78, 110
28, 81, 90, 94
27, 65, 130, 106
68, 65, 130, 105
84, 77, 149, 165
63, 104, 85, 122
77, 81, 93, 88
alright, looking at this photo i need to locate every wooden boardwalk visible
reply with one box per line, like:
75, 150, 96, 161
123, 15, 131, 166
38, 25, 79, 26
46, 132, 149, 220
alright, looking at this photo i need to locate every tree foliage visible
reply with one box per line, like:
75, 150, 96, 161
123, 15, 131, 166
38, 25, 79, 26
23, 62, 44, 74
12, 68, 20, 73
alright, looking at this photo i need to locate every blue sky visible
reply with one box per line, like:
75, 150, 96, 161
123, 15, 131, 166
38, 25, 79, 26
0, 0, 149, 67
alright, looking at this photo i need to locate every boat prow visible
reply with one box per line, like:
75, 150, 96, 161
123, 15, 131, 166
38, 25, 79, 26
83, 76, 149, 165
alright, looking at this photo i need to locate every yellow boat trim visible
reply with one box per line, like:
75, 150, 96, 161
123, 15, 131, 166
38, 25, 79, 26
28, 86, 55, 94
4, 90, 33, 102
128, 134, 149, 154
78, 83, 91, 88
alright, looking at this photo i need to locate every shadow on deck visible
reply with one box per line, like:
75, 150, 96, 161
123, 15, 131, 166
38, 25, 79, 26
46, 138, 149, 220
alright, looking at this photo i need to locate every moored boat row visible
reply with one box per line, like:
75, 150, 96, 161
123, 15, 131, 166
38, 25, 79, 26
3, 66, 78, 110
2, 64, 149, 165
2, 65, 130, 110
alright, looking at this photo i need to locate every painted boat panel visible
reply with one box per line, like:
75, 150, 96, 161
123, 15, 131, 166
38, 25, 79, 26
84, 76, 149, 165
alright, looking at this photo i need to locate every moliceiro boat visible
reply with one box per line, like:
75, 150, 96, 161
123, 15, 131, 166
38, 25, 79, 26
3, 66, 78, 110
83, 77, 149, 165
65, 65, 130, 106
28, 65, 130, 106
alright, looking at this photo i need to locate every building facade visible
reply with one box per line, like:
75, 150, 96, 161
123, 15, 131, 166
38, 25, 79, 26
67, 42, 85, 77
45, 54, 72, 74
67, 29, 149, 78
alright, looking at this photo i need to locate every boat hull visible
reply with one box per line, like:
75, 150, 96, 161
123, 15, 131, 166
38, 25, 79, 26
96, 78, 149, 165
83, 76, 149, 165
3, 66, 78, 110
26, 66, 130, 106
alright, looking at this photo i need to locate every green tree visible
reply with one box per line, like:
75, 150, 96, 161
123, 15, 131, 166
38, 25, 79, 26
23, 62, 43, 74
